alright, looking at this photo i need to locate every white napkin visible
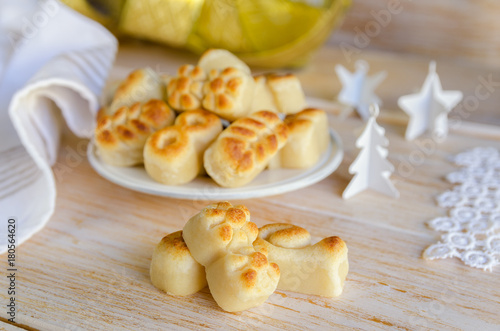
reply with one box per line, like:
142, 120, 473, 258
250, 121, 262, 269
0, 0, 117, 253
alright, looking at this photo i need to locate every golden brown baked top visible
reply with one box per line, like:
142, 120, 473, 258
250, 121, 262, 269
174, 109, 221, 135
319, 236, 347, 255
114, 69, 148, 101
95, 99, 175, 149
267, 73, 296, 84
258, 223, 311, 249
253, 74, 266, 85
96, 106, 108, 122
108, 68, 164, 115
215, 111, 288, 173
157, 231, 191, 258
146, 126, 189, 159
220, 248, 279, 291
200, 202, 257, 238
202, 67, 252, 120
239, 252, 279, 289
146, 109, 221, 159
204, 68, 242, 109
285, 108, 325, 132
182, 201, 259, 267
255, 222, 348, 260
167, 65, 207, 111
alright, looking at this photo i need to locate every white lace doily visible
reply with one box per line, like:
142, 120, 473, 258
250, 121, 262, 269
423, 147, 500, 271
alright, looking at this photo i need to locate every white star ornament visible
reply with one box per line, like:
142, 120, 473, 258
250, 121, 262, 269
335, 60, 386, 121
398, 61, 463, 141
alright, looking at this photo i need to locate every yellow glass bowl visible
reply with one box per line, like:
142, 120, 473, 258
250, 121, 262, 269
63, 0, 351, 68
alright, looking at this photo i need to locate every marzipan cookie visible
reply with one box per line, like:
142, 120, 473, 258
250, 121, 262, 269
150, 231, 207, 296
144, 109, 222, 185
249, 75, 279, 114
166, 64, 206, 112
269, 108, 330, 169
198, 48, 251, 75
183, 202, 279, 312
267, 73, 306, 115
182, 202, 258, 266
95, 99, 175, 166
204, 111, 289, 188
197, 50, 306, 116
206, 246, 280, 312
253, 223, 349, 297
150, 202, 348, 312
202, 67, 255, 121
108, 68, 165, 115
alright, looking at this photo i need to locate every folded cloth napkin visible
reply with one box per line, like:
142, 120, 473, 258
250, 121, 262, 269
0, 0, 117, 253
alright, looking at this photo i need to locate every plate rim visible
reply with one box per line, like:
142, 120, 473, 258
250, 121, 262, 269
87, 129, 343, 200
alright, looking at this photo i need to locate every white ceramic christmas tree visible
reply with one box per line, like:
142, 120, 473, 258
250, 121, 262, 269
335, 60, 386, 121
398, 61, 463, 141
343, 104, 399, 199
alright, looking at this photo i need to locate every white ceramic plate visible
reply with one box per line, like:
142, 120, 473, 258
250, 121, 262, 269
87, 129, 343, 200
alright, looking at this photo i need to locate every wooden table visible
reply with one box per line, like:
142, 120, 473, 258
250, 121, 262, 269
1, 42, 500, 330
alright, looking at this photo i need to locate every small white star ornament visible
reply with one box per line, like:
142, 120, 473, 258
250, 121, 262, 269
342, 104, 399, 199
398, 61, 463, 141
335, 60, 386, 121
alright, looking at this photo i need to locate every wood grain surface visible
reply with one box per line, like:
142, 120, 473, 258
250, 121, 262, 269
1, 43, 500, 330
330, 0, 500, 69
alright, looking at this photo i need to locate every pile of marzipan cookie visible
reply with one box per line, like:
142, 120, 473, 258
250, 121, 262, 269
94, 49, 331, 188
150, 201, 349, 312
